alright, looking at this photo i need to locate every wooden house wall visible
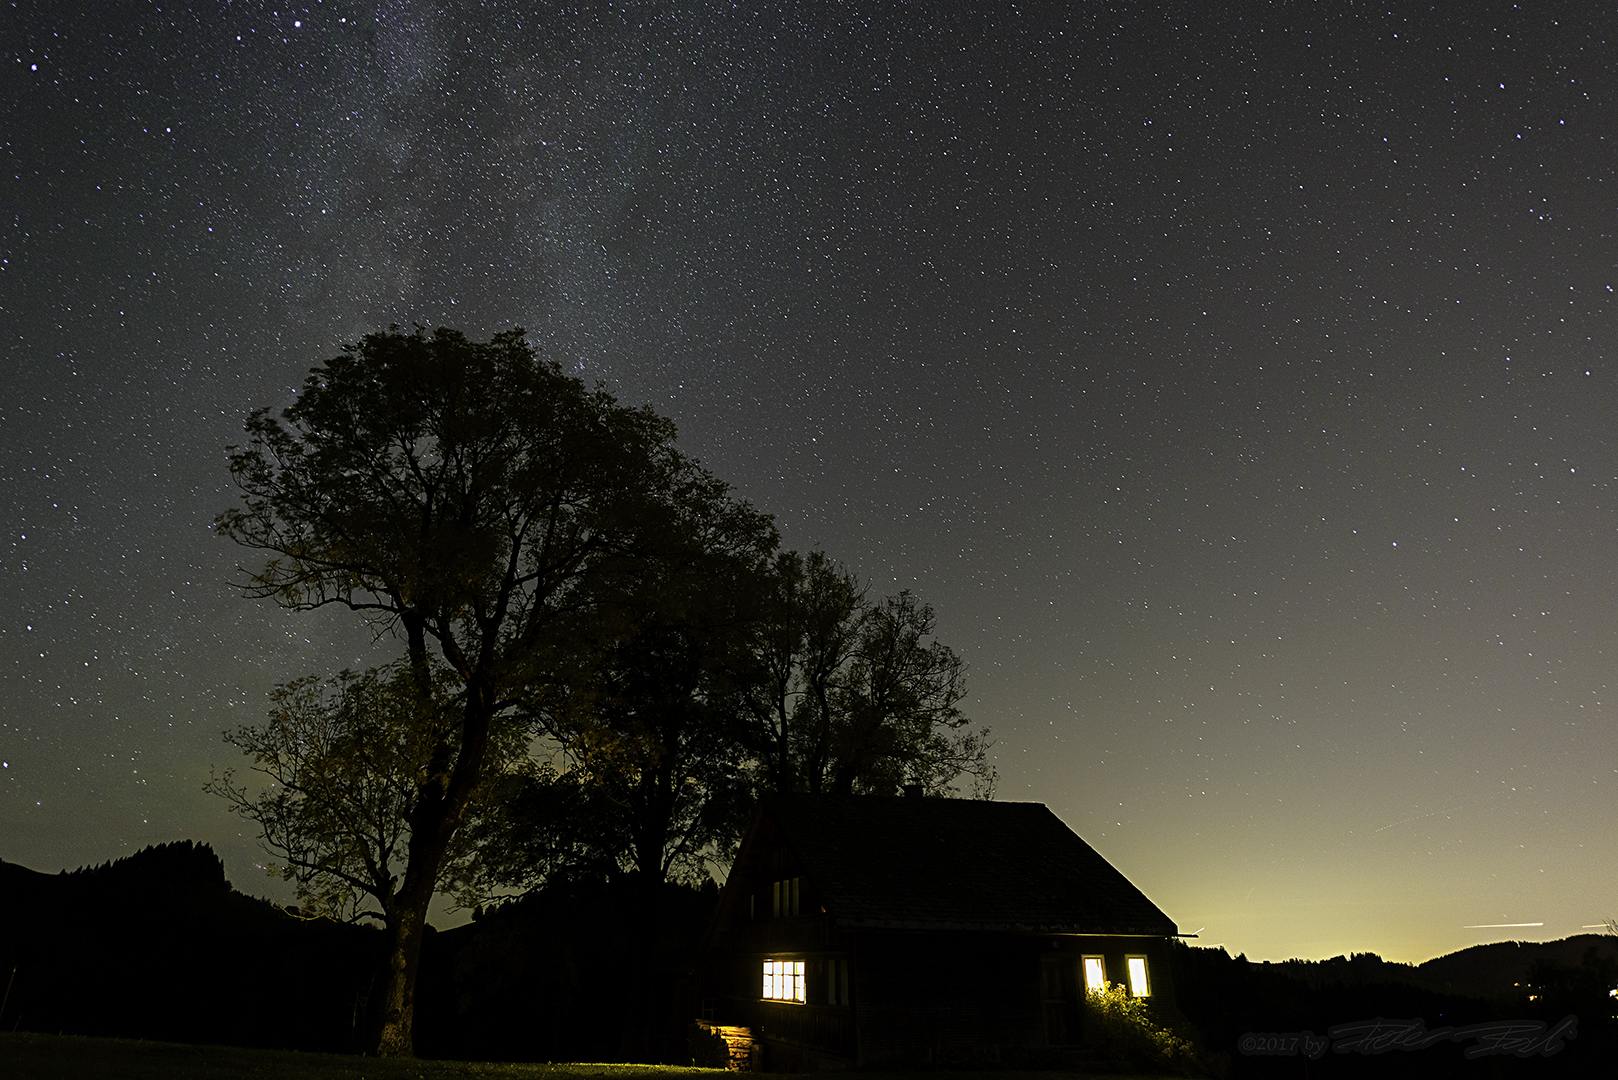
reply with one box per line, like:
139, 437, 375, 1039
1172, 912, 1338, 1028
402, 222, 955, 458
848, 930, 1045, 1067
706, 912, 856, 1069
709, 928, 1183, 1070
1065, 935, 1180, 1021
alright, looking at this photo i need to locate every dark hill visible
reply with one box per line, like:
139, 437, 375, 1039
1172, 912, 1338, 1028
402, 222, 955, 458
0, 842, 380, 1051
1171, 937, 1617, 1080
1417, 934, 1618, 1000
0, 842, 719, 1063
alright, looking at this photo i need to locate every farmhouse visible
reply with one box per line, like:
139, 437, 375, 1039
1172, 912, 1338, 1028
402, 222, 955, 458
700, 792, 1183, 1071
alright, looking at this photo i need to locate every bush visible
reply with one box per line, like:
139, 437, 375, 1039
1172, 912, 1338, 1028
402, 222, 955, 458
1085, 984, 1224, 1078
687, 1023, 731, 1069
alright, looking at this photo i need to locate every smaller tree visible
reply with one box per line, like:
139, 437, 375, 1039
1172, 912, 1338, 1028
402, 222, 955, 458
830, 590, 995, 797
206, 665, 530, 924
462, 758, 630, 892
744, 553, 996, 799
746, 550, 866, 796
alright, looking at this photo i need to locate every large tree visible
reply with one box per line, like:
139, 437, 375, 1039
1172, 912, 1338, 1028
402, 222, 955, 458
467, 451, 778, 897
215, 326, 705, 1056
473, 551, 995, 903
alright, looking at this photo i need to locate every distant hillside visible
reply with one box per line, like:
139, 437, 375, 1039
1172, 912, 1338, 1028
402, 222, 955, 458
0, 842, 718, 1063
0, 842, 380, 1052
1263, 950, 1457, 995
1417, 934, 1618, 1000
1172, 937, 1617, 1079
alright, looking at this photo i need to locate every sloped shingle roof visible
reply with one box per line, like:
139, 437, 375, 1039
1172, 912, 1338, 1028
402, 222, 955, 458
763, 794, 1177, 936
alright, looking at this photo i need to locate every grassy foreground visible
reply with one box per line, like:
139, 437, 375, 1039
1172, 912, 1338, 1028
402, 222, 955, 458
0, 1034, 721, 1080
0, 1032, 1180, 1080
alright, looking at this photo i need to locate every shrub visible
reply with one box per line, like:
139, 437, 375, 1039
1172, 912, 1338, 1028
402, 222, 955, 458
687, 1023, 731, 1069
1085, 984, 1225, 1078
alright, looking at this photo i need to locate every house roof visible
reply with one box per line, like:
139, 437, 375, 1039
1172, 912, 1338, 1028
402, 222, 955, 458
757, 794, 1178, 936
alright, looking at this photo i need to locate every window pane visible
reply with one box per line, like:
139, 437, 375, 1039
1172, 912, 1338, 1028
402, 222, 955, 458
1127, 956, 1150, 997
762, 959, 807, 1003
1083, 956, 1106, 993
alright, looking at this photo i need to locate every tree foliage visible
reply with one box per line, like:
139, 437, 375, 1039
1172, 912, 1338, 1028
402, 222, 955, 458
744, 550, 995, 798
467, 464, 778, 894
206, 665, 530, 923
213, 324, 994, 1054
215, 325, 703, 1056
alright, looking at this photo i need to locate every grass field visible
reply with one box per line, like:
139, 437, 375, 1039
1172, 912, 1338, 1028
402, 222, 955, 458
1, 1034, 717, 1080
0, 1032, 1180, 1079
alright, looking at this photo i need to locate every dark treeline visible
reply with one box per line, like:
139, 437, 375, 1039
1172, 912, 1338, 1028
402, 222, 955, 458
1169, 940, 1618, 1080
0, 843, 377, 1052
0, 842, 716, 1061
415, 880, 720, 1064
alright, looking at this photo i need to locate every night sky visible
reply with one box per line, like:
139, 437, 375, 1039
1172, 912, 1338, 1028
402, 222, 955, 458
4, 2, 1616, 964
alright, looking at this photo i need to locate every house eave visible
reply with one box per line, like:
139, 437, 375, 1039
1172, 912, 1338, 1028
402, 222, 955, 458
826, 918, 1180, 936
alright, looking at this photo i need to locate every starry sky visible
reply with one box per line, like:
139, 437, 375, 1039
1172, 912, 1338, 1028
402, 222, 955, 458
4, 2, 1616, 964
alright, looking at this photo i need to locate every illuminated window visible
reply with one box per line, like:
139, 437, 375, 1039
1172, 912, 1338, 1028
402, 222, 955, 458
1126, 956, 1151, 997
763, 959, 805, 1003
1082, 955, 1107, 993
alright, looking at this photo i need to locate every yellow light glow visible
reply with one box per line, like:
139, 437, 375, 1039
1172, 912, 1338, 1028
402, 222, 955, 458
762, 959, 805, 1003
1127, 956, 1150, 997
1083, 955, 1107, 993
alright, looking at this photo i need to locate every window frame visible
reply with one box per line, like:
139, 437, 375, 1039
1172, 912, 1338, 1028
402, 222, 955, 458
770, 876, 801, 917
761, 958, 806, 1004
1082, 954, 1108, 994
1125, 954, 1151, 998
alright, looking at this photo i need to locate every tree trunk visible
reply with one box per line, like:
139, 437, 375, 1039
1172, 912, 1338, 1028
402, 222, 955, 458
369, 902, 428, 1056
366, 682, 494, 1057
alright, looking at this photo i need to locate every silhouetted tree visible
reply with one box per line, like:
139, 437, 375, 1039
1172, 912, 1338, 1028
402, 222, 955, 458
745, 551, 995, 798
831, 590, 993, 797
472, 550, 993, 905
207, 665, 529, 923
215, 325, 713, 1056
469, 469, 777, 895
558, 489, 775, 890
747, 550, 866, 795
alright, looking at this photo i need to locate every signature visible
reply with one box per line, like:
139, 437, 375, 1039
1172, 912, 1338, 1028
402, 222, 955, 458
1238, 1014, 1577, 1059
